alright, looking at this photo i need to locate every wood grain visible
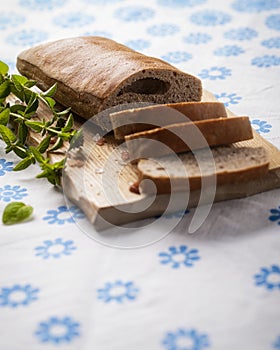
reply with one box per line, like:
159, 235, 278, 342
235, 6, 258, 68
8, 91, 280, 230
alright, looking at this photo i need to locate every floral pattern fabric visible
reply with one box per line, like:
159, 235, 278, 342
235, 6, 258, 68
0, 0, 279, 349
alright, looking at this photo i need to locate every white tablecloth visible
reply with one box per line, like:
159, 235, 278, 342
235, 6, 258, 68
0, 1, 280, 349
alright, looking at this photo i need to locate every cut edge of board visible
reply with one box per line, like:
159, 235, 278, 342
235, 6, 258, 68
7, 91, 280, 230
62, 89, 280, 230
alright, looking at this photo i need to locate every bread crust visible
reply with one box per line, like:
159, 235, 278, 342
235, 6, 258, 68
110, 101, 228, 140
137, 146, 270, 194
125, 116, 253, 159
16, 36, 202, 128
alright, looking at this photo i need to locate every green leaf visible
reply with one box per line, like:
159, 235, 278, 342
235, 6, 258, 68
25, 120, 44, 133
2, 201, 33, 225
18, 123, 28, 144
11, 74, 29, 90
26, 90, 37, 106
41, 83, 57, 98
30, 146, 45, 163
37, 135, 51, 153
13, 157, 33, 171
0, 80, 10, 98
10, 85, 24, 101
0, 61, 9, 75
36, 169, 49, 179
56, 117, 66, 129
0, 108, 10, 125
49, 137, 64, 151
25, 93, 39, 114
0, 125, 17, 144
56, 107, 71, 116
10, 104, 26, 114
24, 80, 37, 88
22, 87, 34, 104
44, 96, 56, 109
13, 145, 28, 159
36, 159, 64, 186
62, 113, 74, 133
69, 129, 83, 149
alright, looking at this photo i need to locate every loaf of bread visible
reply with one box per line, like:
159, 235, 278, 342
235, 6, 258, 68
125, 116, 253, 159
16, 36, 202, 130
137, 146, 269, 194
110, 101, 228, 140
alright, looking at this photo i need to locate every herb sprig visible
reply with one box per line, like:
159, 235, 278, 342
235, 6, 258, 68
0, 60, 78, 186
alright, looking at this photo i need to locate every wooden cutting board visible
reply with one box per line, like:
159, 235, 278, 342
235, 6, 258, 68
13, 91, 280, 230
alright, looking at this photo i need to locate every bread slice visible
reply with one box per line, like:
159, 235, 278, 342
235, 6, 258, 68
137, 146, 269, 194
125, 116, 253, 159
110, 101, 227, 140
16, 36, 202, 130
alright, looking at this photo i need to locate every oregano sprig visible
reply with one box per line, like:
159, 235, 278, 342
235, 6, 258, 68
0, 60, 79, 186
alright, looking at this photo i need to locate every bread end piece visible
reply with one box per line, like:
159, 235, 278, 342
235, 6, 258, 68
16, 36, 202, 131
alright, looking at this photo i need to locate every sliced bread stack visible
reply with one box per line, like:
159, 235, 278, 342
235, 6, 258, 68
109, 101, 270, 194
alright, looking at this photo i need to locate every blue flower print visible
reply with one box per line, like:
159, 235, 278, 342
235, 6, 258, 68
83, 0, 124, 3
125, 39, 151, 51
157, 0, 206, 7
198, 66, 232, 80
252, 55, 280, 67
35, 238, 77, 259
0, 185, 28, 202
214, 92, 242, 107
0, 13, 25, 30
35, 316, 80, 344
232, 0, 280, 13
159, 245, 200, 269
0, 159, 13, 176
114, 6, 155, 22
183, 33, 212, 45
251, 119, 272, 134
269, 206, 280, 224
224, 27, 258, 41
147, 24, 180, 37
214, 45, 244, 56
262, 37, 280, 49
273, 335, 280, 349
190, 10, 231, 26
97, 280, 139, 303
19, 0, 66, 10
266, 14, 280, 31
43, 205, 85, 225
83, 30, 113, 38
162, 328, 210, 350
6, 29, 48, 46
0, 284, 39, 308
53, 12, 95, 28
161, 51, 192, 64
254, 265, 280, 290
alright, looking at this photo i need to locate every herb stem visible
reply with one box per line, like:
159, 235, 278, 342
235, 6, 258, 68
0, 60, 79, 186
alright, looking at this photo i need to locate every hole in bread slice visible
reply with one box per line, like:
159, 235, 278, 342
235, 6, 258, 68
118, 78, 171, 96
